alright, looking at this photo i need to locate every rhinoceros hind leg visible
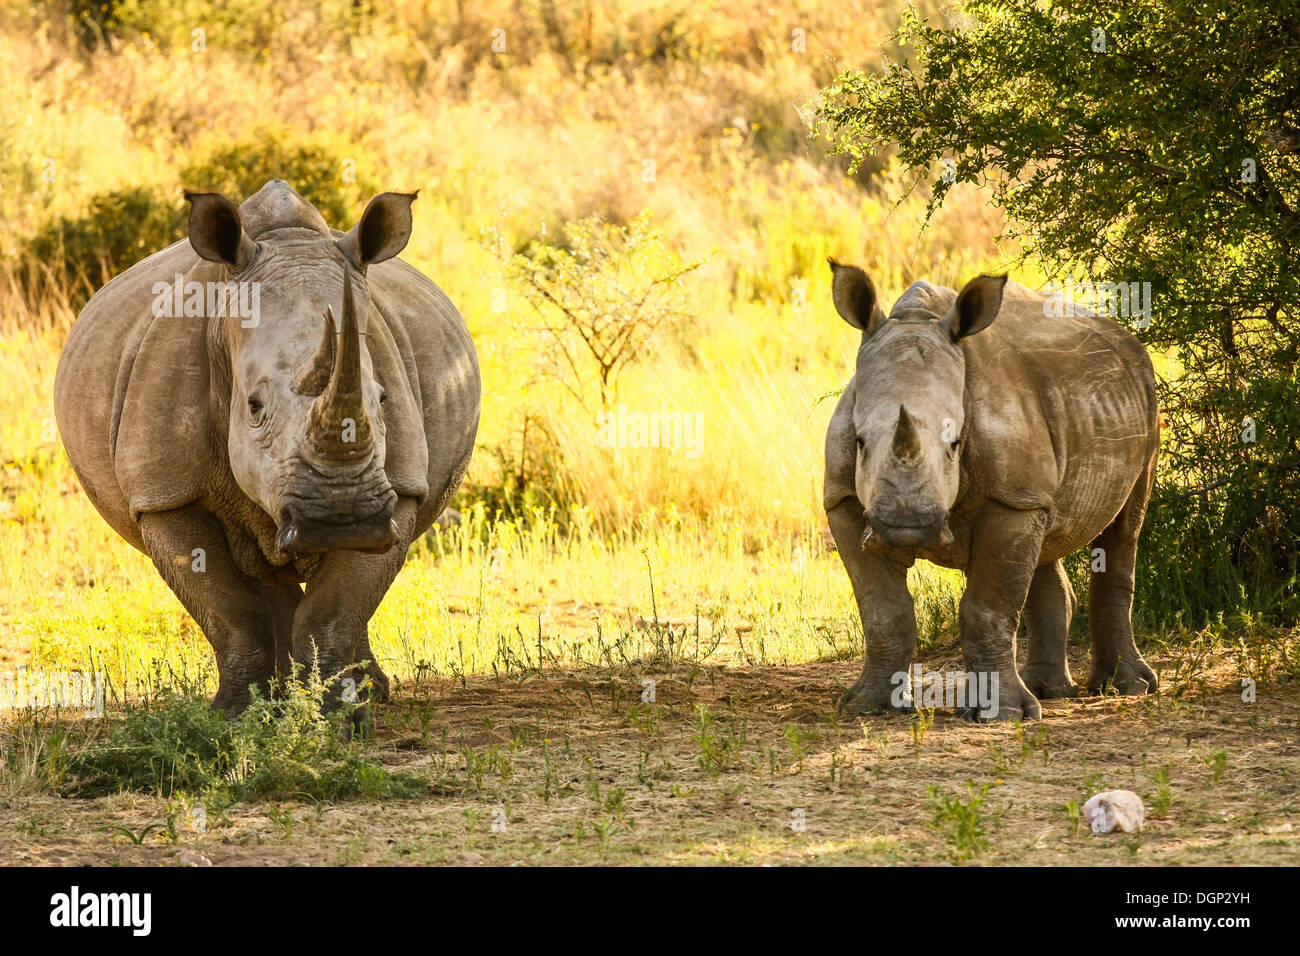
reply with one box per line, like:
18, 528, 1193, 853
1086, 459, 1159, 696
1020, 560, 1081, 699
268, 583, 302, 687
827, 501, 917, 715
140, 505, 278, 715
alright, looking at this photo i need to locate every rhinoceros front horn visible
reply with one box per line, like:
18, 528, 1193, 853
308, 262, 372, 461
890, 404, 922, 463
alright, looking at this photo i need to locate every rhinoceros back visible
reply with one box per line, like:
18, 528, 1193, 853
959, 280, 1158, 561
55, 238, 209, 553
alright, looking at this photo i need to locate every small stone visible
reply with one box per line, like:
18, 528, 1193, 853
178, 849, 213, 867
1082, 790, 1145, 834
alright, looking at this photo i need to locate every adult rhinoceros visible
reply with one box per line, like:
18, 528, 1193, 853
823, 261, 1158, 720
55, 180, 480, 714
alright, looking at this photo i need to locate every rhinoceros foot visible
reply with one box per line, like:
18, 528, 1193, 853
1086, 659, 1158, 697
211, 681, 259, 718
210, 666, 277, 718
837, 673, 911, 716
1019, 663, 1081, 700
958, 674, 1042, 722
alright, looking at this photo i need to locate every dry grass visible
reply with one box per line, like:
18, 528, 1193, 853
2, 646, 1297, 865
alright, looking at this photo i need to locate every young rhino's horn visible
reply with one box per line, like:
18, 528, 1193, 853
890, 404, 922, 463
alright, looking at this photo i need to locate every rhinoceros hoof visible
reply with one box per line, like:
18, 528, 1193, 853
1086, 660, 1158, 696
837, 680, 909, 716
1019, 664, 1081, 700
210, 685, 252, 717
959, 684, 1043, 722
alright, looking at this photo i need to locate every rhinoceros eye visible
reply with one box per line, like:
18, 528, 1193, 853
379, 390, 387, 407
855, 437, 865, 452
247, 396, 265, 422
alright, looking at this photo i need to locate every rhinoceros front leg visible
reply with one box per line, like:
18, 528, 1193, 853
139, 505, 277, 714
960, 504, 1049, 721
1086, 463, 1159, 695
290, 499, 416, 710
828, 500, 917, 715
1020, 560, 1081, 699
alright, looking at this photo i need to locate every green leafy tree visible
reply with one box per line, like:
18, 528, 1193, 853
817, 0, 1300, 625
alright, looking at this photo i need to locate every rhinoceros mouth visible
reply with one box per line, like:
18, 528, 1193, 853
275, 501, 398, 556
863, 515, 955, 552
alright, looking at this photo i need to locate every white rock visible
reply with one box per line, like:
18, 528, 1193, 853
1083, 790, 1145, 833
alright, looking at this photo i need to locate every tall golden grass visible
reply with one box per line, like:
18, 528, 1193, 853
0, 0, 1015, 681
1, 1, 1023, 529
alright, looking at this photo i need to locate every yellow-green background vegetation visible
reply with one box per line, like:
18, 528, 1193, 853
1, 0, 1010, 689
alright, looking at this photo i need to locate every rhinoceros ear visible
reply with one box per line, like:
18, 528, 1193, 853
185, 191, 256, 269
338, 192, 418, 266
828, 258, 886, 334
943, 274, 1007, 341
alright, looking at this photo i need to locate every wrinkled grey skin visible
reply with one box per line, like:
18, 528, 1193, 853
823, 261, 1159, 720
55, 180, 480, 716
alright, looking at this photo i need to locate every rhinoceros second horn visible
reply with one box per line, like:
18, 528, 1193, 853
308, 262, 372, 462
292, 309, 336, 397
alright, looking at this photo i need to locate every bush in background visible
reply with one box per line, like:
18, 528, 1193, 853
819, 0, 1300, 628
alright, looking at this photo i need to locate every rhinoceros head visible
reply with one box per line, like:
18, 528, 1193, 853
184, 183, 419, 557
828, 260, 1006, 551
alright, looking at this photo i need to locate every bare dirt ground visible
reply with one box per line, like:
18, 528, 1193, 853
1, 644, 1297, 866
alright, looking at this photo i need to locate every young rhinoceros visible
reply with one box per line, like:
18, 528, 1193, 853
55, 180, 480, 715
823, 261, 1158, 720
